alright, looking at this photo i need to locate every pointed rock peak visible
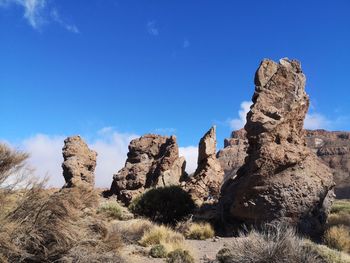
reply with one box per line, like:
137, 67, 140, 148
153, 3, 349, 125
198, 126, 217, 164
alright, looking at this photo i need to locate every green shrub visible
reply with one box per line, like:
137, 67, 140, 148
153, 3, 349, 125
166, 249, 195, 263
97, 202, 123, 220
129, 186, 195, 225
150, 244, 167, 258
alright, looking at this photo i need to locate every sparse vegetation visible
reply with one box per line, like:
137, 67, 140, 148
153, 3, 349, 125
324, 225, 350, 253
129, 186, 195, 225
166, 249, 195, 263
150, 244, 167, 258
215, 225, 322, 263
177, 221, 215, 240
97, 201, 123, 220
304, 240, 350, 263
111, 218, 153, 244
331, 200, 350, 214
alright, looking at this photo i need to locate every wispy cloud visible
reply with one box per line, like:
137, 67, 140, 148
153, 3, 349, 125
147, 20, 159, 36
51, 8, 79, 33
152, 128, 177, 135
227, 101, 252, 130
304, 113, 331, 130
0, 0, 78, 32
183, 39, 190, 48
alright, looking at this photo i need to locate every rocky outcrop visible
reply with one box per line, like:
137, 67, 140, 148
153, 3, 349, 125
218, 129, 350, 199
62, 136, 97, 188
217, 129, 248, 182
305, 130, 350, 199
220, 58, 335, 238
110, 134, 186, 205
183, 126, 224, 206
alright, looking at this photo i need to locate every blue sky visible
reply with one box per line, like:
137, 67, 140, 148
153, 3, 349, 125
1, 0, 349, 186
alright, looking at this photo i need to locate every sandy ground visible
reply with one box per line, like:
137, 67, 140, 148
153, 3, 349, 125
120, 237, 236, 263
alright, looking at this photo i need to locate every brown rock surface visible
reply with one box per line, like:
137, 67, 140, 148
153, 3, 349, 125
184, 126, 224, 206
305, 130, 350, 199
110, 134, 186, 204
62, 136, 97, 188
220, 58, 335, 238
218, 129, 350, 199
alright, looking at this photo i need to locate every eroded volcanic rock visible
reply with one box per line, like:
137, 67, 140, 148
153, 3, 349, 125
218, 129, 350, 199
306, 130, 350, 199
217, 129, 248, 183
62, 136, 97, 188
220, 58, 335, 238
110, 134, 186, 205
184, 126, 224, 206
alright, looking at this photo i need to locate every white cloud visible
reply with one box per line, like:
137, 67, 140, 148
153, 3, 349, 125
22, 134, 65, 187
228, 101, 252, 130
4, 129, 200, 188
90, 129, 138, 188
147, 20, 159, 36
0, 0, 78, 32
304, 113, 330, 130
11, 129, 138, 188
179, 146, 198, 175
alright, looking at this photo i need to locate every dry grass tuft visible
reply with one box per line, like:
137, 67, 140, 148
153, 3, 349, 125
331, 200, 350, 214
140, 225, 187, 254
111, 218, 153, 244
304, 240, 350, 263
216, 225, 323, 263
178, 221, 215, 240
328, 212, 350, 228
324, 225, 350, 253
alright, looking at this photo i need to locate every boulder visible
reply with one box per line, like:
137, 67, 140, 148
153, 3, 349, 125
220, 58, 335, 238
184, 126, 224, 206
218, 129, 350, 199
62, 136, 97, 188
110, 134, 186, 205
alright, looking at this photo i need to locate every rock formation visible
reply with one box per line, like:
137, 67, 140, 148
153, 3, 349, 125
220, 58, 335, 238
217, 129, 247, 183
218, 129, 350, 199
183, 126, 224, 206
306, 130, 350, 199
110, 134, 186, 205
62, 136, 97, 188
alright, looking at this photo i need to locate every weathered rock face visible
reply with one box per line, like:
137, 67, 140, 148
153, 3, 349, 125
217, 129, 248, 182
220, 58, 335, 238
184, 126, 224, 206
218, 129, 350, 199
306, 130, 350, 199
110, 134, 186, 205
62, 136, 97, 188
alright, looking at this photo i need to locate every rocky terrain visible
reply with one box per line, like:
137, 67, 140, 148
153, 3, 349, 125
219, 58, 335, 238
1, 58, 349, 263
182, 126, 224, 206
218, 129, 350, 199
109, 134, 186, 205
